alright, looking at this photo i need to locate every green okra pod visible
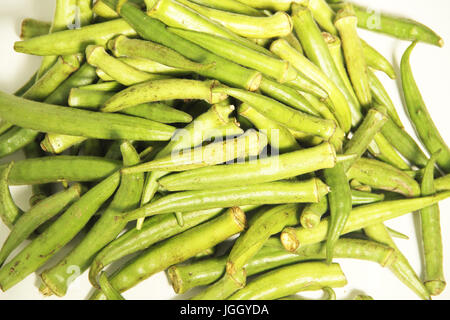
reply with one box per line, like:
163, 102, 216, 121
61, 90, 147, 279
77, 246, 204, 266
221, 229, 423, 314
159, 143, 337, 191
238, 103, 301, 153
361, 39, 396, 80
89, 207, 246, 299
78, 81, 123, 92
297, 0, 337, 35
102, 0, 263, 91
0, 127, 40, 159
189, 0, 263, 16
347, 158, 421, 197
420, 153, 446, 296
0, 163, 23, 229
0, 184, 83, 267
401, 42, 450, 173
370, 133, 411, 171
0, 172, 121, 291
20, 18, 51, 40
281, 191, 450, 252
334, 4, 372, 107
330, 3, 444, 47
123, 130, 266, 174
364, 223, 431, 300
192, 268, 246, 300
86, 45, 168, 86
125, 179, 330, 221
14, 19, 137, 56
41, 135, 88, 155
40, 142, 144, 297
118, 57, 188, 75
435, 175, 450, 192
230, 0, 294, 11
351, 190, 385, 206
212, 87, 339, 142
102, 79, 228, 112
175, 0, 292, 39
5, 156, 121, 186
0, 91, 176, 142
99, 272, 125, 300
300, 197, 328, 229
270, 38, 352, 132
108, 35, 214, 72
228, 262, 347, 300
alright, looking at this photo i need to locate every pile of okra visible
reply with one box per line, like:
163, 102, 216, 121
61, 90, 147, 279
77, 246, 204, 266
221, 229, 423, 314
0, 0, 449, 300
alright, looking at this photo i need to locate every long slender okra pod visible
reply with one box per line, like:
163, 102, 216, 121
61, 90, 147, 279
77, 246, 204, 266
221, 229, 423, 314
44, 63, 98, 105
401, 42, 450, 173
108, 35, 214, 72
158, 143, 336, 191
228, 262, 347, 300
330, 3, 444, 47
99, 272, 125, 300
292, 4, 362, 126
299, 91, 337, 122
0, 127, 40, 159
0, 172, 121, 291
89, 207, 246, 299
419, 153, 446, 296
118, 57, 188, 75
364, 223, 431, 300
102, 79, 228, 112
270, 38, 352, 132
334, 4, 372, 107
102, 0, 262, 91
88, 207, 226, 287
5, 156, 121, 186
20, 18, 51, 40
212, 87, 339, 142
86, 45, 168, 86
192, 268, 246, 300
347, 158, 421, 197
41, 142, 144, 297
175, 0, 293, 38
14, 19, 137, 56
351, 190, 385, 206
361, 39, 396, 80
238, 104, 301, 153
123, 130, 266, 174
0, 184, 83, 266
125, 179, 330, 221
367, 70, 403, 128
168, 238, 396, 294
0, 91, 176, 142
0, 163, 23, 229
280, 191, 450, 252
297, 0, 337, 35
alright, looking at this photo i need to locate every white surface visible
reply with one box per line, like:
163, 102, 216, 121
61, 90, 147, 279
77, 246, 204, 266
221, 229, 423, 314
0, 0, 450, 300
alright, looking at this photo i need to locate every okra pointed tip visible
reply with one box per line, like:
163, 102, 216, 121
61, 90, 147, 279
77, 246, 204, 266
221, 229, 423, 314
438, 38, 445, 48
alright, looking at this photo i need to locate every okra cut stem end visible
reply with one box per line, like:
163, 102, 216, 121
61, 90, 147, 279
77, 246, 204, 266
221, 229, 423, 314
425, 280, 446, 296
280, 227, 300, 252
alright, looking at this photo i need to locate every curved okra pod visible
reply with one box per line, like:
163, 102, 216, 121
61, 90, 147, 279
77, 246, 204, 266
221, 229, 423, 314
5, 156, 121, 186
102, 79, 228, 112
88, 207, 225, 287
168, 238, 396, 294
0, 91, 176, 141
20, 18, 51, 40
228, 262, 347, 300
212, 87, 339, 142
108, 35, 214, 72
175, 0, 292, 38
192, 268, 246, 300
0, 163, 23, 229
168, 28, 298, 84
238, 103, 301, 153
0, 184, 83, 267
123, 130, 266, 174
40, 142, 144, 297
102, 1, 263, 91
347, 158, 421, 197
86, 45, 168, 86
364, 223, 431, 300
146, 0, 271, 55
125, 179, 330, 221
89, 207, 246, 299
401, 42, 450, 173
44, 63, 98, 105
270, 38, 352, 132
280, 191, 450, 252
0, 172, 121, 292
292, 4, 362, 126
334, 4, 372, 107
361, 39, 396, 80
330, 3, 444, 47
99, 272, 125, 300
14, 19, 137, 56
158, 143, 336, 191
367, 70, 403, 128
420, 153, 446, 296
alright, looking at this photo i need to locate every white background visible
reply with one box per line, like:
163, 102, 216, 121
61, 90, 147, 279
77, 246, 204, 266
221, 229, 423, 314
0, 0, 450, 300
